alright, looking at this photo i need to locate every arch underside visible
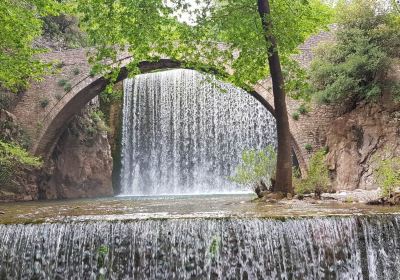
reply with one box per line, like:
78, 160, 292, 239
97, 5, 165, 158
34, 59, 307, 175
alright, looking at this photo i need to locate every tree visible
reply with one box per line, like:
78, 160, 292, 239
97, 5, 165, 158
0, 0, 61, 92
76, 0, 333, 194
257, 0, 292, 194
310, 0, 400, 103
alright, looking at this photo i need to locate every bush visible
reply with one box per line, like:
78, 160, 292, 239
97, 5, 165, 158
63, 82, 72, 92
57, 79, 67, 87
73, 68, 80, 75
0, 140, 42, 186
0, 92, 14, 110
90, 110, 110, 133
39, 98, 49, 108
292, 112, 300, 120
309, 0, 400, 103
230, 145, 277, 191
305, 143, 313, 153
89, 68, 97, 77
375, 156, 400, 198
298, 104, 309, 115
295, 149, 330, 198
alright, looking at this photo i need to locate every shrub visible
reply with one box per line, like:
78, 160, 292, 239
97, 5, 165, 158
305, 143, 313, 153
63, 82, 72, 92
57, 79, 67, 87
0, 92, 14, 110
73, 68, 80, 75
55, 61, 65, 69
375, 156, 400, 198
89, 68, 97, 77
0, 140, 42, 186
230, 145, 277, 191
292, 112, 300, 120
295, 149, 330, 198
298, 103, 309, 115
90, 110, 110, 133
99, 89, 123, 104
39, 98, 49, 108
309, 0, 400, 103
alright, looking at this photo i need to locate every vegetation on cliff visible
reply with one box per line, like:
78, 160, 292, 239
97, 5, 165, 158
0, 0, 62, 92
0, 140, 42, 187
310, 0, 400, 103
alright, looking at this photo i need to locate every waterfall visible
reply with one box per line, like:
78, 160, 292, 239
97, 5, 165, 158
1, 215, 400, 279
120, 69, 276, 196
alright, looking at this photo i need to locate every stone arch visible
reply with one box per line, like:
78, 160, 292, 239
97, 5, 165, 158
32, 55, 307, 175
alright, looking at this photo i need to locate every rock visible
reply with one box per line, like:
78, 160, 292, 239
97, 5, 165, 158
40, 101, 113, 199
326, 101, 400, 191
264, 192, 286, 200
0, 211, 5, 215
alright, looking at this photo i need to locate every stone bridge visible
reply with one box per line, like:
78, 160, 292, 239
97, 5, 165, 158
12, 31, 338, 176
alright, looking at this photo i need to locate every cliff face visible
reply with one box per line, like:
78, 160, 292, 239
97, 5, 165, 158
326, 98, 400, 191
40, 100, 114, 199
0, 100, 114, 202
0, 109, 39, 202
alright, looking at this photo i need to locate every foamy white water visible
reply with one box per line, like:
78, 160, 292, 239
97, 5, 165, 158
120, 69, 276, 196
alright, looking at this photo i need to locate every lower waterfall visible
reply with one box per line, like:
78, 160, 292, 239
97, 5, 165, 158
1, 216, 400, 279
120, 69, 276, 196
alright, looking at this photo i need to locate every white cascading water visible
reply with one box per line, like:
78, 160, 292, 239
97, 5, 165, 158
120, 69, 276, 196
2, 216, 400, 279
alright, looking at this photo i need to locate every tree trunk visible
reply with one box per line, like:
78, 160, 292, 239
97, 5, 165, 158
257, 0, 293, 194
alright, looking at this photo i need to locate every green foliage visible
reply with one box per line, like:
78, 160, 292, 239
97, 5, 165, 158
298, 104, 309, 115
63, 82, 72, 92
39, 98, 49, 108
73, 68, 80, 75
89, 68, 97, 77
295, 149, 330, 197
230, 145, 277, 190
58, 79, 67, 87
375, 156, 400, 198
99, 90, 123, 104
309, 0, 400, 103
305, 143, 313, 153
292, 112, 300, 120
0, 0, 61, 92
90, 110, 110, 133
0, 140, 42, 186
97, 244, 109, 278
0, 141, 42, 168
209, 236, 220, 259
76, 0, 333, 89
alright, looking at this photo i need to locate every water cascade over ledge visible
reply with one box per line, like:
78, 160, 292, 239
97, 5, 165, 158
120, 69, 276, 196
1, 215, 400, 279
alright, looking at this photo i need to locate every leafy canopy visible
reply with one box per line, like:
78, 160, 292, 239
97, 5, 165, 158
0, 0, 61, 92
309, 0, 400, 103
76, 0, 333, 90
